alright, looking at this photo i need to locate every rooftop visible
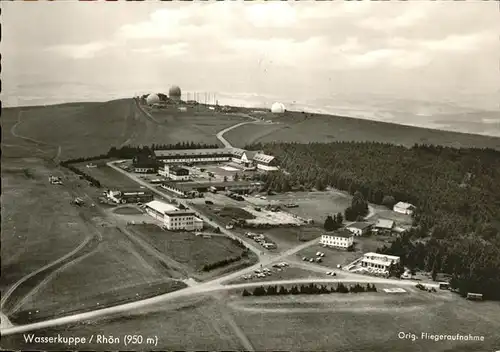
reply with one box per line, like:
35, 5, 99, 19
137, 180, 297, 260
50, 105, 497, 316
145, 200, 178, 214
394, 202, 416, 210
324, 229, 354, 239
346, 222, 373, 230
120, 188, 150, 194
165, 210, 196, 216
154, 148, 231, 157
375, 219, 395, 229
253, 152, 275, 163
363, 252, 400, 261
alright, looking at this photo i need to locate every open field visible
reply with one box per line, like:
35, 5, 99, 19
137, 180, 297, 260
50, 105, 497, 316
1, 159, 93, 295
229, 292, 500, 351
256, 191, 352, 224
128, 224, 257, 280
224, 111, 500, 150
2, 100, 138, 159
2, 99, 250, 161
0, 295, 246, 350
73, 161, 140, 189
112, 206, 144, 215
144, 104, 248, 146
2, 289, 499, 351
10, 239, 185, 325
218, 206, 256, 220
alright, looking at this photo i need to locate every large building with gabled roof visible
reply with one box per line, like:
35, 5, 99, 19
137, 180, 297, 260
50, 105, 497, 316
153, 147, 278, 171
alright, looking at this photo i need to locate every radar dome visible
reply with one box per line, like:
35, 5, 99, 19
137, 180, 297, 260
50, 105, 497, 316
271, 102, 285, 114
169, 85, 182, 100
146, 93, 160, 105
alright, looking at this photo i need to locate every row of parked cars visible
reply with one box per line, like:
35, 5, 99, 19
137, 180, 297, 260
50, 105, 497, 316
245, 232, 277, 249
241, 263, 289, 280
302, 251, 326, 263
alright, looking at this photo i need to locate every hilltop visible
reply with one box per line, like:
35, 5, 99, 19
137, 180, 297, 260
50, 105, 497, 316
2, 98, 499, 163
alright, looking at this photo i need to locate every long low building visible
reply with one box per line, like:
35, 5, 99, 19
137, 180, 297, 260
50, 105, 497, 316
153, 147, 278, 171
106, 189, 154, 204
361, 252, 400, 273
161, 180, 262, 197
145, 200, 203, 231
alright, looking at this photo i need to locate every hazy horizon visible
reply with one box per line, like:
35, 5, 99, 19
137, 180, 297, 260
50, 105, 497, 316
2, 1, 499, 136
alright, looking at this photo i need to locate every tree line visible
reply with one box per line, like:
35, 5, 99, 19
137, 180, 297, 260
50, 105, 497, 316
242, 283, 378, 296
247, 141, 500, 300
202, 249, 249, 272
60, 159, 105, 188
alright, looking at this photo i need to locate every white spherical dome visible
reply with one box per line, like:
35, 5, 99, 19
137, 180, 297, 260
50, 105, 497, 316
146, 93, 160, 104
271, 102, 285, 113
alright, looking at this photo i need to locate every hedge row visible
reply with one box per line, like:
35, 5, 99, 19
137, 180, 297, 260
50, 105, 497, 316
242, 283, 378, 296
202, 253, 246, 272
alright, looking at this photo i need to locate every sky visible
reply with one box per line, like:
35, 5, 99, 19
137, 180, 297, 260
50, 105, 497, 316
2, 1, 499, 112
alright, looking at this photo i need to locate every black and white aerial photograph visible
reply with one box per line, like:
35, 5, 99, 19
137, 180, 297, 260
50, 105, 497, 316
1, 1, 500, 351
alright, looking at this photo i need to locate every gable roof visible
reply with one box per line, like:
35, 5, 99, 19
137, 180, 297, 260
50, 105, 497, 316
394, 202, 415, 210
154, 148, 230, 157
324, 229, 354, 239
346, 222, 373, 230
375, 219, 395, 229
253, 152, 275, 164
145, 200, 178, 214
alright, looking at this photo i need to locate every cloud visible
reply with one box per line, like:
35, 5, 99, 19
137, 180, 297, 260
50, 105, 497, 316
245, 3, 297, 28
420, 31, 496, 52
132, 43, 189, 58
118, 9, 193, 40
45, 41, 113, 59
358, 4, 428, 31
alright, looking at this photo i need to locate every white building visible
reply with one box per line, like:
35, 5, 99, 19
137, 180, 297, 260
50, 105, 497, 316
158, 165, 190, 181
361, 252, 400, 273
320, 230, 354, 250
144, 200, 203, 231
346, 222, 373, 236
253, 153, 279, 171
393, 202, 416, 215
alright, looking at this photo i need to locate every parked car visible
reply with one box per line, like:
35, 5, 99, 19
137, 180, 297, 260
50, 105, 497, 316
302, 257, 308, 261
309, 258, 314, 262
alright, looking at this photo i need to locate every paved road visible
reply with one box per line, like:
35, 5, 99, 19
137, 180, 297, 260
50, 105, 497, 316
216, 122, 255, 148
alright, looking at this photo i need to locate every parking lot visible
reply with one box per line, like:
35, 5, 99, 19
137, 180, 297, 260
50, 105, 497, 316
229, 263, 326, 284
